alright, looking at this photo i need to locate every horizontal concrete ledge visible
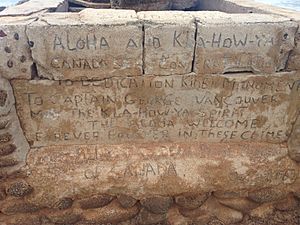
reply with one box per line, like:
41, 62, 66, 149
0, 9, 299, 80
26, 142, 299, 206
11, 72, 300, 147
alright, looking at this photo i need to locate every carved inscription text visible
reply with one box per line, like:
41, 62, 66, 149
12, 73, 300, 147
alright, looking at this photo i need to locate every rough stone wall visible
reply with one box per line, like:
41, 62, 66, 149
0, 1, 300, 225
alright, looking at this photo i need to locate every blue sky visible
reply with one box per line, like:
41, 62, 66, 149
1, 0, 20, 6
255, 0, 300, 10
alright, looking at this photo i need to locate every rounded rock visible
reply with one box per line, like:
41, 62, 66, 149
137, 208, 167, 225
48, 210, 82, 224
7, 215, 42, 225
0, 158, 18, 168
1, 201, 40, 215
274, 194, 299, 211
217, 197, 258, 213
213, 190, 247, 199
0, 133, 11, 144
250, 203, 275, 219
248, 188, 287, 203
79, 194, 114, 209
6, 181, 33, 197
117, 195, 138, 208
0, 144, 16, 156
140, 196, 173, 214
54, 198, 74, 210
81, 200, 139, 224
175, 193, 209, 210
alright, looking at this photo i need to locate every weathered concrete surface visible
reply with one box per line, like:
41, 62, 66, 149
0, 3, 299, 224
193, 12, 298, 74
0, 77, 30, 176
288, 115, 300, 162
200, 0, 300, 72
24, 142, 299, 206
138, 11, 195, 75
0, 0, 68, 16
12, 72, 300, 147
0, 16, 35, 80
27, 9, 143, 80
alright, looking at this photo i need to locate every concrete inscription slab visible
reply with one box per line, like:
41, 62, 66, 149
12, 72, 300, 147
194, 12, 298, 74
1, 3, 300, 224
0, 16, 35, 80
139, 11, 196, 75
26, 142, 299, 206
27, 9, 143, 80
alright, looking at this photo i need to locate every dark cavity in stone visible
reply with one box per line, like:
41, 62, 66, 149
14, 33, 19, 40
7, 60, 13, 68
0, 30, 7, 37
28, 41, 34, 47
20, 55, 26, 63
4, 46, 11, 53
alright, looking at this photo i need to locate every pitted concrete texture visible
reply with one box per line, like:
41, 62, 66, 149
138, 11, 195, 75
27, 9, 143, 80
11, 72, 300, 146
7, 9, 296, 80
193, 11, 298, 74
199, 0, 300, 72
0, 16, 35, 80
0, 1, 299, 224
24, 142, 299, 206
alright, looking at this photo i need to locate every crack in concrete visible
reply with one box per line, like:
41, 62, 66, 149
191, 20, 198, 74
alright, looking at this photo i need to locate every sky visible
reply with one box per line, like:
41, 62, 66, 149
1, 0, 20, 7
255, 0, 300, 10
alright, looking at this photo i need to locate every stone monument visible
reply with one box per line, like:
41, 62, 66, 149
0, 0, 299, 224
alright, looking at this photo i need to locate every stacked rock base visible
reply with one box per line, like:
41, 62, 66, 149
0, 179, 300, 225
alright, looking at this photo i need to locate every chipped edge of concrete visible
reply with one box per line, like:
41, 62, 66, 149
0, 77, 30, 176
